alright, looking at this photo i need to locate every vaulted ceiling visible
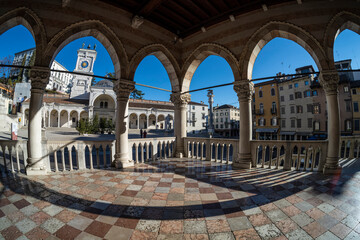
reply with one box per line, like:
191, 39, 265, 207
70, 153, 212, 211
100, 0, 294, 38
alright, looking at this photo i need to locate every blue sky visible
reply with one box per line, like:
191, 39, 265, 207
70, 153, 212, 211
0, 25, 359, 106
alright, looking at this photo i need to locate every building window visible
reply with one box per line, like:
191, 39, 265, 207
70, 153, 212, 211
271, 102, 276, 113
281, 107, 285, 115
221, 118, 223, 122
289, 94, 294, 101
259, 103, 264, 114
294, 83, 299, 88
354, 102, 359, 112
290, 106, 295, 114
295, 92, 302, 99
220, 124, 223, 128
289, 84, 292, 89
312, 90, 318, 96
271, 88, 275, 96
259, 118, 265, 126
100, 102, 104, 108
296, 106, 303, 113
307, 118, 312, 128
280, 96, 284, 102
304, 81, 309, 86
280, 86, 283, 91
345, 120, 352, 131
291, 119, 295, 128
344, 100, 351, 112
202, 107, 205, 110
313, 104, 320, 114
314, 121, 320, 131
344, 86, 349, 93
352, 89, 357, 95
271, 117, 277, 126
104, 102, 108, 108
216, 124, 218, 128
304, 90, 311, 98
259, 90, 263, 98
297, 119, 301, 128
192, 106, 195, 110
307, 104, 313, 113
202, 113, 205, 119
281, 119, 286, 128
354, 119, 360, 131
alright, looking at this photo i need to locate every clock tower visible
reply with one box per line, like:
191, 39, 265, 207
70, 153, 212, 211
70, 44, 97, 99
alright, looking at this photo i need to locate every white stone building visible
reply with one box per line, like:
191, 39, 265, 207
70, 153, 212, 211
46, 60, 73, 93
20, 45, 207, 133
187, 101, 208, 134
214, 104, 240, 137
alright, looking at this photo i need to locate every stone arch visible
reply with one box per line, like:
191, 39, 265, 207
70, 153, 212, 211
239, 21, 328, 80
129, 113, 138, 129
44, 20, 128, 79
90, 93, 116, 109
181, 43, 240, 92
69, 110, 79, 128
60, 110, 69, 127
0, 7, 47, 66
139, 114, 147, 129
50, 109, 59, 127
129, 44, 181, 91
324, 11, 360, 64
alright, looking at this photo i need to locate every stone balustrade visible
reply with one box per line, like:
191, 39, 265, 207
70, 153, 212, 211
184, 137, 238, 163
128, 137, 176, 163
1, 136, 359, 175
250, 140, 328, 172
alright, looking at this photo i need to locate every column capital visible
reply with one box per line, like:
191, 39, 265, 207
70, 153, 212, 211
114, 79, 135, 101
319, 70, 339, 96
233, 81, 254, 102
170, 92, 191, 108
30, 66, 50, 92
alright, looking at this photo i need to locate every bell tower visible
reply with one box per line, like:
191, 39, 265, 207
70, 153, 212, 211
70, 44, 97, 99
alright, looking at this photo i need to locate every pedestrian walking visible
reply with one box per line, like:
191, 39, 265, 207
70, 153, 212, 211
140, 129, 143, 138
143, 130, 147, 138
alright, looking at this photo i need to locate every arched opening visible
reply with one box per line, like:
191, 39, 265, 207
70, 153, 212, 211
148, 114, 156, 129
92, 94, 116, 121
139, 114, 147, 129
69, 110, 79, 128
129, 113, 138, 129
80, 111, 88, 120
50, 110, 59, 127
60, 110, 69, 127
157, 114, 165, 129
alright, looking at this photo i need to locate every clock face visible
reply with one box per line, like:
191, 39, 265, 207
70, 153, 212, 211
81, 61, 89, 68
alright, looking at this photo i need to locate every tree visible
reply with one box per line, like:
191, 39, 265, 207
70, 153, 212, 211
99, 117, 107, 134
0, 55, 13, 84
76, 118, 86, 134
92, 114, 100, 133
91, 77, 96, 86
130, 89, 145, 99
107, 119, 115, 134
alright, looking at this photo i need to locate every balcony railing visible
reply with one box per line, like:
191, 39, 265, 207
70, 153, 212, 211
0, 136, 357, 175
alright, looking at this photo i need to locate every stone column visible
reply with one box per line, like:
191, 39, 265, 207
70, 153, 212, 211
57, 111, 60, 127
113, 79, 135, 168
170, 92, 191, 158
47, 111, 50, 127
233, 81, 254, 169
26, 66, 50, 175
319, 70, 342, 175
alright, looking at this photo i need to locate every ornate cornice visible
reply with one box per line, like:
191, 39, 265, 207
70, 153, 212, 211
30, 66, 50, 91
170, 92, 191, 107
319, 70, 339, 96
114, 79, 135, 101
233, 81, 254, 102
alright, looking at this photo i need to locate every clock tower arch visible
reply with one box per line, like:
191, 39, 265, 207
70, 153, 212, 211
70, 44, 97, 99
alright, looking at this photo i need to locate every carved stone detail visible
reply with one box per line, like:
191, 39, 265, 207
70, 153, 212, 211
114, 79, 135, 101
319, 70, 339, 96
170, 93, 191, 108
234, 81, 254, 102
131, 15, 144, 29
30, 66, 50, 91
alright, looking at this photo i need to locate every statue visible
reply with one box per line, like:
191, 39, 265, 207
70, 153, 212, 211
94, 44, 97, 50
87, 44, 91, 49
82, 42, 85, 48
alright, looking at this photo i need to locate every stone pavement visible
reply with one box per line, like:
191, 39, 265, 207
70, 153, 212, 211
0, 159, 359, 239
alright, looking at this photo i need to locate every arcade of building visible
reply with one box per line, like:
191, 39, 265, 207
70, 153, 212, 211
1, 0, 359, 175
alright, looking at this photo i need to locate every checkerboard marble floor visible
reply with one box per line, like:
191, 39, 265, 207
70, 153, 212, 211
0, 158, 359, 240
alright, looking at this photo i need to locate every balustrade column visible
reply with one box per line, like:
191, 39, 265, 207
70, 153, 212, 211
233, 81, 254, 169
319, 71, 342, 174
26, 67, 50, 175
170, 93, 191, 158
47, 112, 50, 127
114, 80, 135, 168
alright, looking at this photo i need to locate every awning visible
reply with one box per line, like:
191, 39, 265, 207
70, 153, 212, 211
279, 131, 296, 135
256, 128, 278, 133
296, 132, 312, 136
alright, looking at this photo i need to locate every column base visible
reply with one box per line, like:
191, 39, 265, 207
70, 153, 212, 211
25, 166, 47, 176
176, 152, 183, 158
323, 165, 342, 175
114, 155, 134, 168
233, 153, 252, 169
